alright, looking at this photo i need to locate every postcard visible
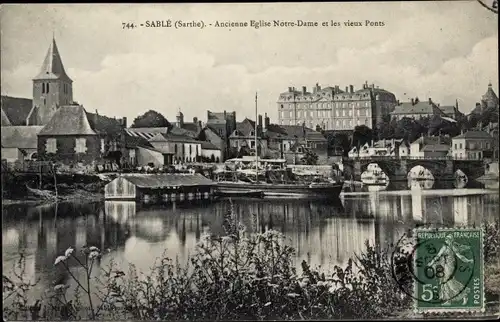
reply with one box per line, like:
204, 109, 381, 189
1, 1, 498, 320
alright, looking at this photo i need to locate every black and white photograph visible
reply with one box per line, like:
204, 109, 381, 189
1, 1, 499, 320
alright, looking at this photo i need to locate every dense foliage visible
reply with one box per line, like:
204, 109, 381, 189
130, 110, 171, 128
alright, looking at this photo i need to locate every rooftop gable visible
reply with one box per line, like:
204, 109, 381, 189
33, 38, 72, 81
1, 126, 44, 149
1, 96, 33, 126
38, 105, 96, 136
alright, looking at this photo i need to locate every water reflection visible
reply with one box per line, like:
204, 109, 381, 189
2, 190, 498, 299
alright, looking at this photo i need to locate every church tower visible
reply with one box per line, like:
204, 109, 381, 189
27, 37, 73, 125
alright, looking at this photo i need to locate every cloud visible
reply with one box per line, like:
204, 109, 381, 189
1, 2, 498, 124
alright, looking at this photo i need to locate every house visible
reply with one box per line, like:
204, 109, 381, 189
123, 133, 173, 168
206, 110, 237, 157
171, 111, 203, 138
451, 131, 493, 160
37, 104, 126, 169
229, 118, 267, 156
200, 141, 222, 162
1, 126, 44, 162
263, 117, 328, 164
148, 133, 202, 163
410, 135, 451, 158
390, 98, 446, 121
420, 144, 450, 158
197, 125, 226, 160
438, 101, 463, 120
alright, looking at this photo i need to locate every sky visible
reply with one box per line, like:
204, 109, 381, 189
1, 2, 498, 125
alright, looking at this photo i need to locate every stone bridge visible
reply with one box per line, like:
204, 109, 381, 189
342, 157, 485, 183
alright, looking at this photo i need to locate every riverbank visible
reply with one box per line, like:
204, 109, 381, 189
1, 170, 110, 206
1, 189, 104, 206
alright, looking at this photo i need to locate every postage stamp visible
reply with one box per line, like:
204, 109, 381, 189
412, 227, 485, 314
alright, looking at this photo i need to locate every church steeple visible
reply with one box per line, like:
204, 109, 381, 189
28, 37, 74, 125
33, 37, 72, 82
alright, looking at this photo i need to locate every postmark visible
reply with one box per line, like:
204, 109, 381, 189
391, 226, 485, 314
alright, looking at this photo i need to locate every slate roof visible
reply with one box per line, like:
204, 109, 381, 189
453, 131, 493, 140
1, 126, 43, 149
1, 96, 33, 126
86, 112, 123, 135
438, 105, 458, 116
125, 127, 169, 140
38, 105, 96, 136
125, 133, 155, 149
169, 125, 198, 137
150, 133, 200, 144
119, 173, 215, 188
279, 125, 327, 141
200, 141, 220, 150
391, 101, 445, 116
411, 136, 451, 146
422, 144, 450, 152
33, 38, 72, 81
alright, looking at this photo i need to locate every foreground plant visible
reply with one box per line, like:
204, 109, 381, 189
3, 215, 499, 320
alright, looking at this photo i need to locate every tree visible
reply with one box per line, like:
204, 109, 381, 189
131, 110, 171, 128
325, 131, 350, 156
352, 125, 373, 148
301, 149, 318, 165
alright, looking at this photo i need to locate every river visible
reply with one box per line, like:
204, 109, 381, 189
2, 186, 499, 302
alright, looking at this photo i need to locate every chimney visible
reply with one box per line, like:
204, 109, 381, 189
397, 100, 400, 105
349, 85, 354, 93
428, 98, 432, 104
345, 86, 349, 93
411, 98, 415, 105
302, 86, 307, 94
288, 87, 293, 92
193, 117, 198, 123
258, 114, 263, 128
121, 117, 127, 128
198, 120, 202, 130
371, 84, 375, 89
264, 112, 270, 129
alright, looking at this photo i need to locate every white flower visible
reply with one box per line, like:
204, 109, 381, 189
328, 285, 337, 294
65, 247, 74, 257
264, 302, 271, 307
89, 246, 100, 252
89, 251, 100, 260
54, 256, 67, 266
287, 293, 300, 298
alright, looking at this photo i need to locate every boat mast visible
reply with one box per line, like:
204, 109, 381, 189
255, 91, 259, 183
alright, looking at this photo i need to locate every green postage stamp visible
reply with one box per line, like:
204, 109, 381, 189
413, 227, 485, 314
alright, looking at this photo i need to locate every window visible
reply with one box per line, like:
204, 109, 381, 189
189, 145, 192, 155
174, 144, 178, 154
454, 143, 457, 149
343, 110, 346, 117
280, 104, 284, 109
46, 138, 57, 153
46, 83, 49, 93
250, 131, 255, 136
42, 83, 45, 94
250, 141, 255, 148
101, 139, 105, 153
75, 138, 87, 153
348, 110, 352, 117
459, 143, 463, 149
298, 111, 302, 117
309, 111, 314, 117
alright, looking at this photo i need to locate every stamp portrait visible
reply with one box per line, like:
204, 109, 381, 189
413, 228, 485, 313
